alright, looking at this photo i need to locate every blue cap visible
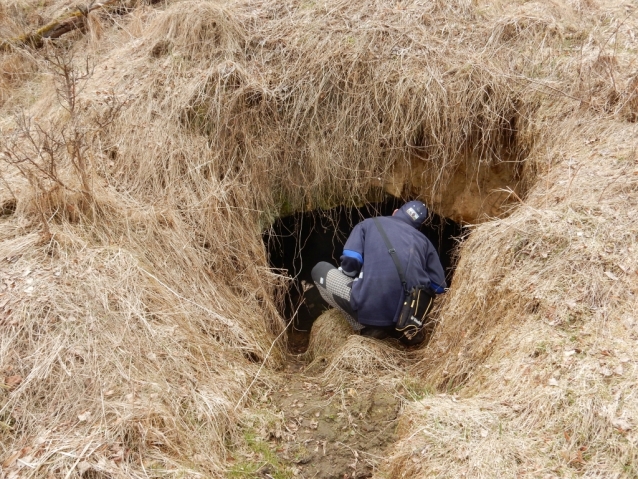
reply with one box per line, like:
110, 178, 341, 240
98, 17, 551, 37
397, 201, 428, 227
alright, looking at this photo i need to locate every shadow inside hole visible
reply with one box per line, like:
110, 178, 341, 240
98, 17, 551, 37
264, 196, 466, 353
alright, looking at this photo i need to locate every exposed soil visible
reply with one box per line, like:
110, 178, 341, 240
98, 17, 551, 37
267, 359, 400, 479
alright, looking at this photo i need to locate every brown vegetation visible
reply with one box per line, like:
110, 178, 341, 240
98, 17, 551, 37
1, 0, 637, 477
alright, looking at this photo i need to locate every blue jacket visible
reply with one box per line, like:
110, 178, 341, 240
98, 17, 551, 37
340, 211, 446, 327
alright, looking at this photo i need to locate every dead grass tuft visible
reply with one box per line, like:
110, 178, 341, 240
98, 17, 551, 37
322, 336, 409, 380
303, 309, 353, 364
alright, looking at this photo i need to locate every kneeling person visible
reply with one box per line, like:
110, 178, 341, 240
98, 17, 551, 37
311, 201, 446, 345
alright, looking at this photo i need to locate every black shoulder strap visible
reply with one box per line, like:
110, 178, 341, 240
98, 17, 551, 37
373, 218, 409, 295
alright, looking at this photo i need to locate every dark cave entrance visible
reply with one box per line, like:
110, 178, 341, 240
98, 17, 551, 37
264, 196, 465, 353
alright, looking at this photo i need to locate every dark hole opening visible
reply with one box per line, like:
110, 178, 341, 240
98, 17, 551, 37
264, 196, 466, 354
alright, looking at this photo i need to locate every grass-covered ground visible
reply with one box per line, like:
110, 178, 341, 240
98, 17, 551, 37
1, 0, 637, 477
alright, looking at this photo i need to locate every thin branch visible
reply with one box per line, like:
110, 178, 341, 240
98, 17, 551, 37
0, 0, 120, 52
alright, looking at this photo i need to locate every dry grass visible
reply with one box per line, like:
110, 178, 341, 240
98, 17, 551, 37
321, 335, 409, 381
303, 308, 353, 364
0, 0, 637, 477
0, 199, 287, 476
303, 309, 410, 382
0, 0, 38, 111
392, 117, 638, 478
0, 1, 48, 96
84, 0, 545, 222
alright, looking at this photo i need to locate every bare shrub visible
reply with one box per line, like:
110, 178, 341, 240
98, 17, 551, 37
1, 45, 130, 233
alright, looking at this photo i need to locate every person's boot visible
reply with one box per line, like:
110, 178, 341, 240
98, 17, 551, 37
397, 328, 426, 346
